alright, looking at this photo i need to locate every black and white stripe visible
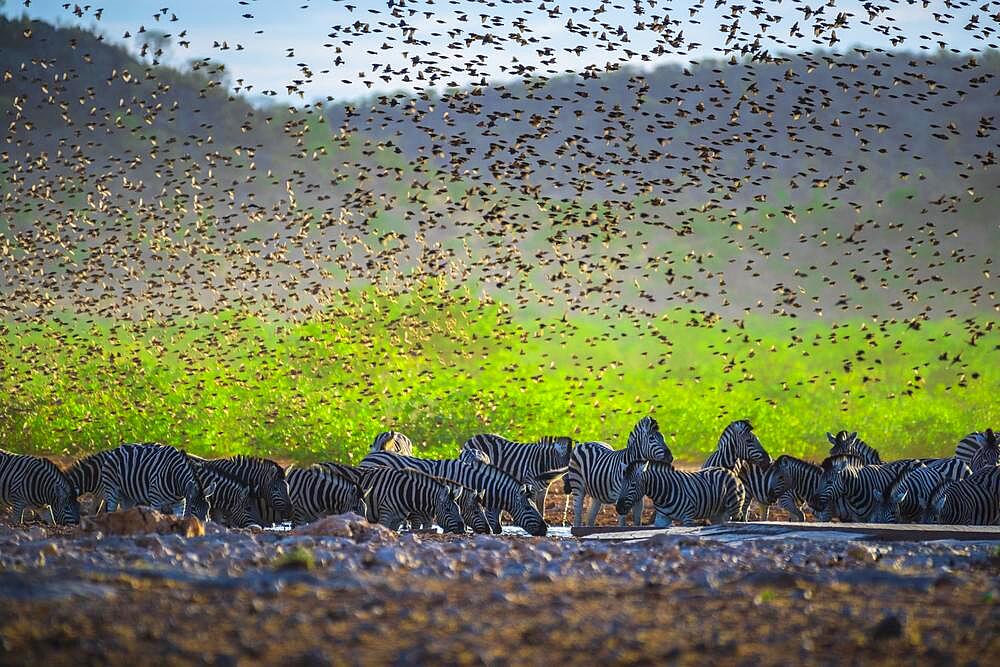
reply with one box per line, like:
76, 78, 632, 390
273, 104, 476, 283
826, 431, 882, 465
616, 461, 744, 527
199, 456, 293, 524
703, 420, 771, 468
66, 451, 109, 512
0, 450, 80, 525
929, 467, 1000, 525
730, 459, 777, 520
255, 465, 366, 526
886, 458, 972, 524
370, 431, 414, 456
356, 466, 465, 533
766, 455, 824, 522
954, 429, 997, 469
98, 443, 210, 519
563, 417, 672, 527
817, 457, 921, 523
461, 434, 572, 514
359, 452, 547, 535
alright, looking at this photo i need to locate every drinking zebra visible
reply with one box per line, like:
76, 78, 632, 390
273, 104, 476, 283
765, 455, 824, 522
66, 450, 110, 512
198, 456, 293, 524
370, 431, 414, 456
817, 457, 922, 523
187, 458, 258, 528
359, 451, 547, 535
0, 450, 81, 525
616, 461, 744, 527
826, 431, 882, 464
356, 466, 465, 533
886, 458, 972, 523
98, 443, 212, 519
255, 465, 366, 526
461, 433, 572, 516
929, 467, 1000, 526
563, 416, 672, 527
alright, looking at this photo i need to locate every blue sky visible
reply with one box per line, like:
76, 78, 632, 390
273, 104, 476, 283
5, 0, 992, 105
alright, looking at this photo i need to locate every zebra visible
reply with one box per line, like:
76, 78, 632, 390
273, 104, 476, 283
359, 451, 547, 535
0, 450, 81, 525
410, 482, 491, 534
765, 455, 824, 522
817, 457, 922, 523
198, 456, 293, 524
616, 461, 744, 527
461, 433, 573, 517
98, 443, 213, 519
255, 465, 366, 526
356, 466, 465, 533
563, 416, 672, 527
929, 467, 1000, 525
699, 420, 771, 520
187, 459, 259, 528
703, 419, 771, 468
826, 431, 882, 465
887, 459, 972, 524
370, 431, 414, 456
66, 450, 110, 512
954, 429, 998, 469
730, 459, 778, 520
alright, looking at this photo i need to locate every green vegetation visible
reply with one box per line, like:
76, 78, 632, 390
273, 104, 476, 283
1, 283, 995, 465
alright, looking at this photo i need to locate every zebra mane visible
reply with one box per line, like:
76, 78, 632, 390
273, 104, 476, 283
223, 455, 286, 479
820, 454, 864, 473
34, 454, 74, 493
717, 419, 752, 448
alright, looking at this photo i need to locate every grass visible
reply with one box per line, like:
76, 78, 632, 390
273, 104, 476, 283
0, 281, 996, 465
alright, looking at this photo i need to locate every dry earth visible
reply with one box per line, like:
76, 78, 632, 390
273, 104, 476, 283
1, 494, 999, 666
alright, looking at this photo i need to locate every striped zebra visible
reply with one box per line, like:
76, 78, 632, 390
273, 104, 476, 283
187, 458, 258, 528
411, 483, 490, 534
461, 434, 573, 517
66, 450, 110, 512
616, 461, 744, 527
929, 466, 1000, 525
98, 443, 212, 519
199, 456, 293, 524
0, 450, 81, 525
826, 431, 882, 464
730, 459, 778, 520
955, 429, 999, 472
887, 459, 972, 524
370, 431, 414, 456
765, 455, 824, 522
563, 416, 672, 527
817, 457, 922, 523
702, 420, 771, 468
256, 465, 366, 526
359, 451, 547, 535
356, 466, 465, 533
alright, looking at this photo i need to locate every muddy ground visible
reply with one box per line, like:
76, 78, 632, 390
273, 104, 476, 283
1, 491, 998, 666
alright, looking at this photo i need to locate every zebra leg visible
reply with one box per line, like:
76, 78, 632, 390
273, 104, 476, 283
652, 511, 671, 528
104, 489, 120, 513
533, 483, 548, 522
584, 500, 602, 527
759, 502, 770, 521
632, 497, 643, 527
45, 506, 56, 525
486, 509, 502, 534
778, 492, 805, 522
616, 513, 627, 527
572, 493, 585, 528
12, 502, 27, 525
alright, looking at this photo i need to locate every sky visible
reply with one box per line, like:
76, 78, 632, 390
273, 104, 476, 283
4, 0, 994, 105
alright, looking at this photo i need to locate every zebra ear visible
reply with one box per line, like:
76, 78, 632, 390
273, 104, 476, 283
826, 432, 837, 445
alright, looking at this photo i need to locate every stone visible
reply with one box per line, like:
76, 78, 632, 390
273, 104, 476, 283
81, 506, 204, 537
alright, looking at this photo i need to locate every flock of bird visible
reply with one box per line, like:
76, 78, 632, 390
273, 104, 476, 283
2, 421, 998, 532
0, 2, 996, 474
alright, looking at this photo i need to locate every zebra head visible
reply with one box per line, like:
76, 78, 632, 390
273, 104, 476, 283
928, 481, 955, 524
433, 485, 466, 534
371, 431, 413, 455
615, 461, 647, 516
459, 448, 491, 465
627, 417, 672, 463
183, 479, 216, 521
721, 420, 769, 465
509, 484, 547, 536
970, 428, 999, 471
52, 478, 82, 525
456, 487, 491, 534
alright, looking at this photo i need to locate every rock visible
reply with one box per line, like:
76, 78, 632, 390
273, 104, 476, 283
81, 507, 204, 537
869, 614, 904, 640
292, 513, 396, 543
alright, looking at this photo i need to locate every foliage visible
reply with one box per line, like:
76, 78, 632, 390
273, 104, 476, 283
1, 286, 995, 465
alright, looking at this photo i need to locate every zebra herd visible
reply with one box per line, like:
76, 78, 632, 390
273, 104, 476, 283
1, 423, 998, 532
